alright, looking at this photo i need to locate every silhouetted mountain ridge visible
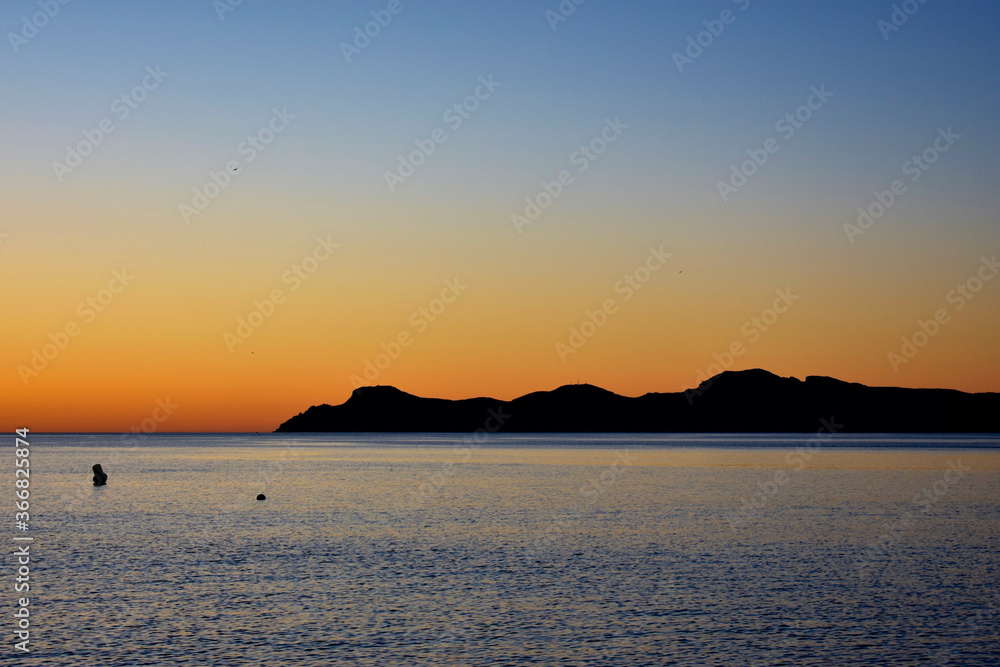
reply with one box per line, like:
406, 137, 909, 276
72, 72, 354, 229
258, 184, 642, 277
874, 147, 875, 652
275, 369, 1000, 433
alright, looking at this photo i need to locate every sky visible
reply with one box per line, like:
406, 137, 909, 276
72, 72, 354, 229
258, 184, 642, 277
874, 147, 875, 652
2, 0, 999, 432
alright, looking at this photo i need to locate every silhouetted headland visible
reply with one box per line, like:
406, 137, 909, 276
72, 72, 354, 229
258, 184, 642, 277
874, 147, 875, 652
275, 369, 1000, 433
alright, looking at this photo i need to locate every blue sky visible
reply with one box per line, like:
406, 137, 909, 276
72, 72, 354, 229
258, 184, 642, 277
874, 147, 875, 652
4, 0, 998, 206
3, 1, 1000, 429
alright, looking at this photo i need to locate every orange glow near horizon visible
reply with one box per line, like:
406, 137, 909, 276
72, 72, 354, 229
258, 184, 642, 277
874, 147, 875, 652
4, 1, 1000, 432
4, 201, 998, 432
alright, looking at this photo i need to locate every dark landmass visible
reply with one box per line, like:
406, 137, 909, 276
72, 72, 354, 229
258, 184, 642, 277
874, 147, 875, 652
275, 369, 1000, 433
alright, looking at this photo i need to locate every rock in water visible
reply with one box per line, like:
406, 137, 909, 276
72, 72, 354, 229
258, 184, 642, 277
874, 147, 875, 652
256, 494, 266, 501
92, 464, 108, 487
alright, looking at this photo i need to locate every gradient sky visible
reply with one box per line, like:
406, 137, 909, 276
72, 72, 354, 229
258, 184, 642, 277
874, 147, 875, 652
2, 0, 999, 432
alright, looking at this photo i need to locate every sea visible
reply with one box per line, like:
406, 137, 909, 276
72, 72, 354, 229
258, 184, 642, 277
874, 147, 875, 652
7, 433, 1000, 666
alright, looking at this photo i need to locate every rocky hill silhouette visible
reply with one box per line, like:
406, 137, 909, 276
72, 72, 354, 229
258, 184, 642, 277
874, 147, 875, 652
275, 369, 1000, 433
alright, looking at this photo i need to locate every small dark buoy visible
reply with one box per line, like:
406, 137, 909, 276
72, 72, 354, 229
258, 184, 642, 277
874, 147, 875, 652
92, 464, 108, 487
256, 494, 266, 501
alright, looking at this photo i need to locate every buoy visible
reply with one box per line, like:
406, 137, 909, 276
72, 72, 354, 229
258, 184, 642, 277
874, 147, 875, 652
256, 494, 266, 501
92, 464, 108, 487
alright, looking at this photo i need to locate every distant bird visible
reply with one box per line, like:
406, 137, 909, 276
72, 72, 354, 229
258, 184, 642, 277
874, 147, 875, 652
92, 464, 108, 487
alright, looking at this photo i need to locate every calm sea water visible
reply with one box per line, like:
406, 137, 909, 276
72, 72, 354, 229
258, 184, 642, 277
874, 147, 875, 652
8, 434, 1000, 666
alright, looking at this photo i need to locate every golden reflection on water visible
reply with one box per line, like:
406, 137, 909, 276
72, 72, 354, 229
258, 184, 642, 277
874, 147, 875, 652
182, 446, 1000, 471
18, 434, 1000, 665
